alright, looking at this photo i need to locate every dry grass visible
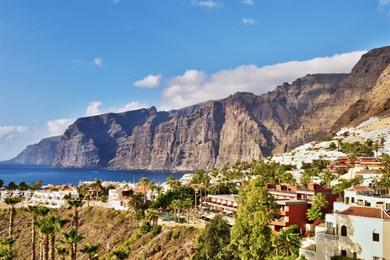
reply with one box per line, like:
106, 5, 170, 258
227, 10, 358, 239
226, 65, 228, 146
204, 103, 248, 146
0, 207, 197, 259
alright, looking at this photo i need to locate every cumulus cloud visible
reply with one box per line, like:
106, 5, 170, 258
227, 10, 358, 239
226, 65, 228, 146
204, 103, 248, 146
47, 119, 74, 136
134, 74, 162, 88
93, 58, 103, 67
160, 50, 366, 110
242, 18, 255, 25
0, 126, 28, 142
86, 101, 102, 116
242, 0, 254, 5
85, 101, 146, 116
192, 0, 222, 9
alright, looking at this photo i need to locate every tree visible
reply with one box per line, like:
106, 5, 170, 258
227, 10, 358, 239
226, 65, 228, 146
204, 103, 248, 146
67, 198, 84, 231
4, 196, 22, 239
80, 243, 100, 260
379, 154, 390, 192
139, 177, 149, 203
145, 209, 159, 227
6, 182, 18, 190
18, 181, 29, 191
306, 193, 328, 222
0, 179, 3, 189
275, 226, 301, 257
320, 171, 336, 188
61, 229, 84, 260
25, 206, 49, 260
229, 178, 278, 259
193, 215, 231, 260
35, 215, 56, 260
56, 246, 67, 260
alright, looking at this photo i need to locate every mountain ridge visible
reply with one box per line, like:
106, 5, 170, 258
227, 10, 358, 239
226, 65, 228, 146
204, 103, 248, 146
11, 46, 390, 170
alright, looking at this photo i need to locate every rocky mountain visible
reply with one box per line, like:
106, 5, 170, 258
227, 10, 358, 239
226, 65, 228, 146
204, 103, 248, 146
11, 136, 61, 165
15, 46, 390, 171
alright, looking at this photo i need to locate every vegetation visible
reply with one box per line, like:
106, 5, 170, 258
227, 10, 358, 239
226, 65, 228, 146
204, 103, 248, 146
230, 178, 278, 259
306, 193, 328, 222
192, 215, 231, 260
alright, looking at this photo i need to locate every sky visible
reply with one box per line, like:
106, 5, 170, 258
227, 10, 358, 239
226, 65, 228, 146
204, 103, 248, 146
0, 0, 389, 160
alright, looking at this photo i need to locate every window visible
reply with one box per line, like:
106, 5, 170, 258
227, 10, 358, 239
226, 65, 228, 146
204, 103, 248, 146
351, 197, 355, 203
353, 252, 357, 259
373, 257, 380, 260
341, 250, 347, 256
373, 232, 380, 242
341, 225, 347, 236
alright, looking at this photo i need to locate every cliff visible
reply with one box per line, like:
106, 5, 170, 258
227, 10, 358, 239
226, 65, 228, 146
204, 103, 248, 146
11, 136, 61, 165
16, 46, 390, 171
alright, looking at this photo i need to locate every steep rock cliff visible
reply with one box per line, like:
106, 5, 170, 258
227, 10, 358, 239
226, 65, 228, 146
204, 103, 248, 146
16, 46, 390, 171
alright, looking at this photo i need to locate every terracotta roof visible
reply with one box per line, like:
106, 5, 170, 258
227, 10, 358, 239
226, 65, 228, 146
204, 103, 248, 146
339, 206, 390, 219
346, 186, 375, 192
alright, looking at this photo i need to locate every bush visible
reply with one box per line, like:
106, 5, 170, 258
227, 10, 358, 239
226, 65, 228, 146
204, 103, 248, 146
139, 222, 151, 234
135, 209, 145, 220
151, 225, 162, 235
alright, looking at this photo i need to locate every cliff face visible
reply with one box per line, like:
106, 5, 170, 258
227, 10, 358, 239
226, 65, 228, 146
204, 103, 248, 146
11, 136, 61, 165
17, 46, 390, 170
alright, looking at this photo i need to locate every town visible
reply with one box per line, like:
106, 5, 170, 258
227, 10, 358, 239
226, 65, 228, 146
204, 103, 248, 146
1, 139, 390, 259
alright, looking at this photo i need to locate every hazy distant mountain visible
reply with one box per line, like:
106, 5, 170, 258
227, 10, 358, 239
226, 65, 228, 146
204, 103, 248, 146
10, 136, 61, 165
14, 46, 390, 171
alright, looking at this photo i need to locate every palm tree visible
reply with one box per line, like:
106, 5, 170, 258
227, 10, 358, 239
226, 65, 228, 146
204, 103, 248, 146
4, 196, 22, 239
80, 243, 100, 260
25, 206, 43, 260
67, 198, 84, 231
61, 229, 84, 260
275, 226, 301, 256
48, 215, 68, 260
56, 246, 67, 260
35, 215, 56, 260
128, 193, 143, 211
139, 177, 149, 203
166, 176, 176, 189
35, 207, 50, 260
145, 209, 159, 227
182, 198, 193, 222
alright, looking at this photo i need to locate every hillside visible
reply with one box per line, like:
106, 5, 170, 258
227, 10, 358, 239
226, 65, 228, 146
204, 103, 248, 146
0, 207, 195, 260
13, 46, 390, 171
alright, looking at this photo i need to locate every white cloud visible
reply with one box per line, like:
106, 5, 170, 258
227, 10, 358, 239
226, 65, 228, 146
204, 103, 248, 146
242, 18, 255, 25
0, 126, 28, 142
47, 119, 74, 136
242, 0, 254, 5
160, 50, 366, 110
134, 74, 162, 88
85, 100, 146, 116
86, 101, 103, 116
379, 0, 390, 6
378, 0, 390, 15
93, 58, 103, 67
192, 0, 222, 9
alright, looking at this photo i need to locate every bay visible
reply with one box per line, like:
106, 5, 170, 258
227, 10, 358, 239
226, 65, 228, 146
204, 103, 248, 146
0, 164, 185, 186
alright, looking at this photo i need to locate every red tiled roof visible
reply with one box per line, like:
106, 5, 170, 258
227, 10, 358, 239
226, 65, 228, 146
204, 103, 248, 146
346, 186, 375, 192
339, 206, 390, 219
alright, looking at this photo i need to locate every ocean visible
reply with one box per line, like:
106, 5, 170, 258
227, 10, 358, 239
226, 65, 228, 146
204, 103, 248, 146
0, 164, 185, 186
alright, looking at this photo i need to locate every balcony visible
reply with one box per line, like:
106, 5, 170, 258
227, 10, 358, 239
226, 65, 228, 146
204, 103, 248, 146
315, 230, 339, 240
300, 245, 316, 258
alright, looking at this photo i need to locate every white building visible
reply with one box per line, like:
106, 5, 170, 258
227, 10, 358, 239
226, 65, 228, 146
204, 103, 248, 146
342, 186, 390, 210
0, 190, 32, 201
29, 189, 79, 208
300, 205, 390, 260
108, 188, 132, 211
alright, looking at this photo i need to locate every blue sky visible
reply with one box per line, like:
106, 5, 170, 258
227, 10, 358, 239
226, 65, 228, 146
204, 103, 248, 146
0, 0, 389, 160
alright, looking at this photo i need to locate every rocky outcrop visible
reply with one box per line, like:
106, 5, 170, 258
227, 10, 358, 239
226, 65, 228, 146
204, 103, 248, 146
11, 136, 61, 165
16, 46, 390, 171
